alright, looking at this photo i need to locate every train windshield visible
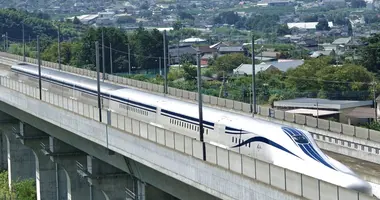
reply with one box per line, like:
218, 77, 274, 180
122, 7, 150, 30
292, 135, 309, 144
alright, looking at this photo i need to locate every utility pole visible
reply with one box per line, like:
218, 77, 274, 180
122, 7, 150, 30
110, 43, 113, 75
177, 40, 180, 66
58, 25, 61, 70
128, 43, 131, 75
196, 51, 206, 161
102, 28, 105, 81
251, 35, 256, 115
37, 36, 42, 100
373, 79, 377, 122
95, 41, 102, 122
163, 30, 167, 94
22, 22, 26, 62
5, 32, 7, 52
3, 34, 5, 51
159, 57, 162, 76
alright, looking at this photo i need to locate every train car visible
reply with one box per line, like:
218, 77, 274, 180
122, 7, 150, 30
10, 63, 373, 195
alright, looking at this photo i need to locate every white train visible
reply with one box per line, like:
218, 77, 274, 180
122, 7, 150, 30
10, 63, 372, 195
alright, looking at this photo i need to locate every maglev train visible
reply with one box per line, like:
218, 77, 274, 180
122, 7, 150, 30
10, 63, 372, 195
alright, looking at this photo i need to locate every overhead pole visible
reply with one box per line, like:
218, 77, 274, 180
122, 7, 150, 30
251, 35, 257, 116
163, 30, 167, 94
37, 36, 42, 100
5, 32, 7, 52
110, 43, 113, 75
128, 44, 131, 75
95, 41, 102, 122
196, 51, 206, 161
102, 28, 105, 81
373, 78, 377, 122
22, 22, 26, 62
58, 24, 61, 70
159, 57, 162, 76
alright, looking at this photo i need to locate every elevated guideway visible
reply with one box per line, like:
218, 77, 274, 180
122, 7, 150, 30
0, 67, 376, 199
0, 53, 379, 165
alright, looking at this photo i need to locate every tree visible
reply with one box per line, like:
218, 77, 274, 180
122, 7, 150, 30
214, 11, 241, 25
348, 22, 353, 36
172, 21, 182, 31
212, 53, 251, 74
76, 27, 130, 72
180, 53, 196, 64
277, 24, 291, 36
129, 27, 164, 70
360, 33, 380, 72
73, 16, 81, 25
316, 64, 374, 100
178, 12, 194, 20
316, 18, 331, 31
182, 62, 197, 81
351, 0, 366, 8
117, 16, 136, 24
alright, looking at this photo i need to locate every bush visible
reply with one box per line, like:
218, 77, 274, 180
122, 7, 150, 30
0, 171, 36, 199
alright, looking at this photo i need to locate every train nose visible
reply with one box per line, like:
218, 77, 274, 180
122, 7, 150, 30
348, 180, 373, 196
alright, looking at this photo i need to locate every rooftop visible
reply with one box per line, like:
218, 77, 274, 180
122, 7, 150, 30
332, 37, 352, 45
286, 108, 340, 117
287, 22, 334, 29
233, 63, 277, 75
181, 37, 207, 43
218, 46, 245, 52
274, 98, 373, 110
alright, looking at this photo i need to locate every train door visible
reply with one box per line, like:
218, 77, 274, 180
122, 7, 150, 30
212, 123, 229, 149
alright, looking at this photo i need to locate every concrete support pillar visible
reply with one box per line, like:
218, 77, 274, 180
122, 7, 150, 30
18, 122, 58, 200
0, 133, 7, 170
1, 125, 35, 190
84, 156, 131, 200
47, 136, 89, 200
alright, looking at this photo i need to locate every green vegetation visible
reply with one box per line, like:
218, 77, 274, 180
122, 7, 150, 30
2, 8, 380, 106
0, 171, 36, 199
0, 8, 85, 40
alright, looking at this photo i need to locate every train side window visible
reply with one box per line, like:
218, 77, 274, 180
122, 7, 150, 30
248, 143, 251, 148
232, 137, 234, 142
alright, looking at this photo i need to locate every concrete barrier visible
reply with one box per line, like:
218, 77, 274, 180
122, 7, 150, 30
0, 75, 376, 200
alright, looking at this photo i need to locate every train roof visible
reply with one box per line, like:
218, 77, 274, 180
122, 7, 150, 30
12, 63, 124, 92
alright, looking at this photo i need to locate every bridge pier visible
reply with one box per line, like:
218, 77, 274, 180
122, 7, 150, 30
1, 124, 35, 189
0, 112, 35, 190
45, 136, 89, 200
79, 156, 133, 200
18, 122, 60, 200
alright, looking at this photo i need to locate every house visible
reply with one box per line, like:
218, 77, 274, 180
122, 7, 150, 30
200, 54, 214, 66
196, 46, 217, 54
274, 98, 373, 125
332, 37, 353, 51
322, 0, 346, 7
233, 63, 278, 75
310, 50, 332, 58
218, 46, 247, 55
270, 59, 304, 72
168, 45, 197, 64
209, 42, 229, 49
96, 11, 116, 25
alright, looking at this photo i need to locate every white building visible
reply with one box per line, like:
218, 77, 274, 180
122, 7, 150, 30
287, 22, 334, 30
180, 37, 207, 45
96, 11, 116, 25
